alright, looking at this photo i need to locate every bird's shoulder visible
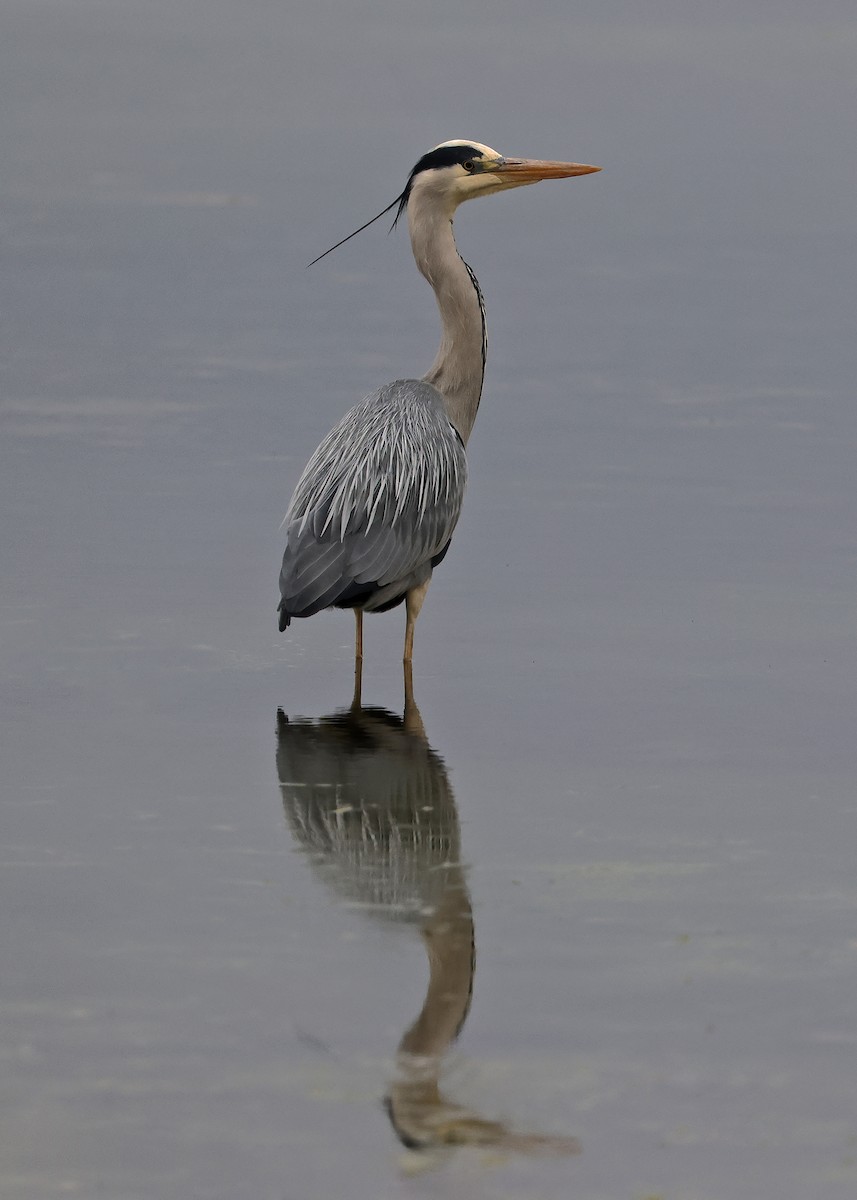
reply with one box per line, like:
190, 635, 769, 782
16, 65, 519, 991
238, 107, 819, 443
306, 378, 463, 467
285, 379, 466, 537
344, 378, 454, 431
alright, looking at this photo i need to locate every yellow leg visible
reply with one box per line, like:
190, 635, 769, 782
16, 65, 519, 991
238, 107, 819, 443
404, 580, 430, 663
401, 660, 426, 740
350, 610, 364, 711
351, 653, 363, 712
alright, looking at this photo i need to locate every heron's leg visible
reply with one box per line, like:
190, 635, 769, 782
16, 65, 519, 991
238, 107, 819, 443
402, 661, 426, 739
404, 580, 430, 663
351, 653, 363, 712
351, 610, 364, 710
354, 609, 364, 661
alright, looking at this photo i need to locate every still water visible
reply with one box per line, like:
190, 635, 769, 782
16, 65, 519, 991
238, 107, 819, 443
2, 2, 856, 1197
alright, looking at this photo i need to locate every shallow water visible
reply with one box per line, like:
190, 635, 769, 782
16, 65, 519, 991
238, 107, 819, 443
2, 2, 857, 1197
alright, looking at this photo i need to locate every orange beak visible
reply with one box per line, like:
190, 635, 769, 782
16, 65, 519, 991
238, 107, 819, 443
493, 158, 601, 182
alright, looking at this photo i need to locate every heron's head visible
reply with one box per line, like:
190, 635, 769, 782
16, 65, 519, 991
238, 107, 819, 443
308, 139, 599, 265
401, 140, 600, 216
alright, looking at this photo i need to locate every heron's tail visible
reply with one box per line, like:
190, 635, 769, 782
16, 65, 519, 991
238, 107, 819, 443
277, 600, 291, 632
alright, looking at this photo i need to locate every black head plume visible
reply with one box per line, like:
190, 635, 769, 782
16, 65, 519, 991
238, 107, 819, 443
306, 143, 486, 268
306, 189, 409, 267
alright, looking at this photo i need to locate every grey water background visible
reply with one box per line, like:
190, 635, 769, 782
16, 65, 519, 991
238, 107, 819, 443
2, 0, 856, 1196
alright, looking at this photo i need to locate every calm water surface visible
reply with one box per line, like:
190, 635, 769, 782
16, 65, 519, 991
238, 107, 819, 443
2, 2, 856, 1197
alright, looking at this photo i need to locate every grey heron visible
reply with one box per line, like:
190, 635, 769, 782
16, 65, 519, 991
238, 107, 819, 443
278, 139, 600, 662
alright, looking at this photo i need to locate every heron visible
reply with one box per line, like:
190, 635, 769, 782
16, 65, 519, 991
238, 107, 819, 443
278, 139, 600, 662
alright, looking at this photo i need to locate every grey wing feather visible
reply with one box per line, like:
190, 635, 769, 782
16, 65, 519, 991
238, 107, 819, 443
279, 380, 466, 623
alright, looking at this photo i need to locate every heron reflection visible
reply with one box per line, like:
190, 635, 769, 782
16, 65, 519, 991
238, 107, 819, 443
277, 667, 578, 1154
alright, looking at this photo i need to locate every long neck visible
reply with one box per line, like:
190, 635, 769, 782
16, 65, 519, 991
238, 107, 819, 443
408, 198, 486, 445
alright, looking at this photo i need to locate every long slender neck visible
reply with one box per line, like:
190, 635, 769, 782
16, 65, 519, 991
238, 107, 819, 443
408, 197, 486, 445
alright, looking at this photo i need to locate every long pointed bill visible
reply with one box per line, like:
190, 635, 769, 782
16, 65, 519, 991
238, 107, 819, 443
492, 158, 601, 182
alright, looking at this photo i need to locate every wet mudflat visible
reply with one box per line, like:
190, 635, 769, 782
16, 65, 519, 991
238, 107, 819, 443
2, 3, 857, 1197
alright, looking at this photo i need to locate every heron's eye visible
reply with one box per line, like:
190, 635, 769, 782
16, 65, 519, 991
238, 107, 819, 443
463, 160, 475, 173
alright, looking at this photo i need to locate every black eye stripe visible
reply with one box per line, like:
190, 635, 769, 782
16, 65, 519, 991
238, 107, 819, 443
409, 145, 484, 177
395, 145, 487, 223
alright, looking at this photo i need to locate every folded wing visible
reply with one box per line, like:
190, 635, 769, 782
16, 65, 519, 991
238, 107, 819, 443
279, 380, 466, 628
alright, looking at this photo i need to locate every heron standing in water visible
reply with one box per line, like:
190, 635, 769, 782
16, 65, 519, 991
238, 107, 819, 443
278, 140, 600, 662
